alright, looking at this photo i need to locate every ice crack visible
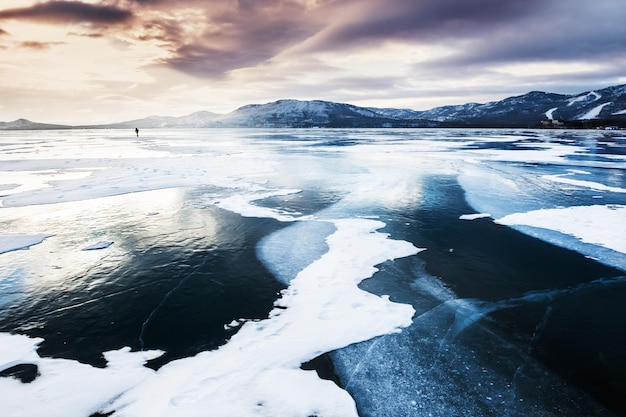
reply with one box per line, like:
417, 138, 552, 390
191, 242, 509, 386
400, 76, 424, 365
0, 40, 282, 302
138, 253, 212, 350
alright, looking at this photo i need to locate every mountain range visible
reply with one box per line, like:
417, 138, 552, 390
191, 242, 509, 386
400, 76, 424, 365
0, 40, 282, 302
2, 84, 625, 130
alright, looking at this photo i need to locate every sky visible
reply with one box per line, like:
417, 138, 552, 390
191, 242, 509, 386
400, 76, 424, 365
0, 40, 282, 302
0, 0, 624, 125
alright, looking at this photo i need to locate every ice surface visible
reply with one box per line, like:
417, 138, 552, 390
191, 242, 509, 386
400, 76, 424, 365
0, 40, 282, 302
109, 218, 421, 417
0, 234, 53, 254
458, 143, 626, 270
1, 128, 625, 416
0, 129, 279, 208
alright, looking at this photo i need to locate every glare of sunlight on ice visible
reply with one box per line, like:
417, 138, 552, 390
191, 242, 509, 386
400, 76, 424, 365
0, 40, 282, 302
0, 170, 94, 200
0, 188, 210, 290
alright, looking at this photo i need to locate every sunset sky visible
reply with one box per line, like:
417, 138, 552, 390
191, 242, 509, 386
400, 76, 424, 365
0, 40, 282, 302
0, 0, 624, 124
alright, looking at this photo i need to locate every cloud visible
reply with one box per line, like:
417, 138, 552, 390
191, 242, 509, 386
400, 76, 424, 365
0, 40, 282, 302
297, 0, 625, 73
11, 0, 620, 83
19, 41, 65, 50
419, 0, 626, 69
130, 0, 326, 77
300, 0, 545, 51
68, 31, 105, 38
0, 1, 133, 25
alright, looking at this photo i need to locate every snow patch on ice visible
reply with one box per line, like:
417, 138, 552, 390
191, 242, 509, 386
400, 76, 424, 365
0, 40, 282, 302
543, 174, 626, 193
613, 109, 626, 115
567, 169, 591, 175
211, 189, 308, 222
459, 213, 491, 220
496, 204, 626, 254
82, 241, 114, 251
0, 234, 53, 254
0, 333, 162, 417
466, 142, 582, 164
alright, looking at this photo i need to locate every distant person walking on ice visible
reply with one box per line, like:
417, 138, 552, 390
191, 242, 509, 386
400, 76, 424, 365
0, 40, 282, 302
135, 127, 139, 137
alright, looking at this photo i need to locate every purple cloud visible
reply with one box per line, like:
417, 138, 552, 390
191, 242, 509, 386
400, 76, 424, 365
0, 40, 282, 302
0, 1, 133, 25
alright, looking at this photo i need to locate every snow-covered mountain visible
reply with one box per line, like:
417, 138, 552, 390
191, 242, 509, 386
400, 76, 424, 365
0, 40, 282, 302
2, 84, 625, 129
103, 84, 626, 128
210, 99, 434, 128
87, 111, 221, 129
414, 84, 626, 127
0, 118, 70, 130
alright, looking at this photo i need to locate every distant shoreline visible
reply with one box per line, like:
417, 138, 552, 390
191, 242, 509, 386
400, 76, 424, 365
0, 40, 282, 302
1, 122, 625, 131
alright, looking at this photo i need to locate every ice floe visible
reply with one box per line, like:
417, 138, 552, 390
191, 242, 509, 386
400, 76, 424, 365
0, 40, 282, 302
82, 241, 114, 251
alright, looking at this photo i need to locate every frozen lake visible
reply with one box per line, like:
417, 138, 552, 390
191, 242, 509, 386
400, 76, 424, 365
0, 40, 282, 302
1, 128, 625, 417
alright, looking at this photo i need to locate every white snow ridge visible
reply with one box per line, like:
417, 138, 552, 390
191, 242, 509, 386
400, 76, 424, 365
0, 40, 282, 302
567, 91, 601, 106
579, 102, 612, 120
545, 107, 558, 120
